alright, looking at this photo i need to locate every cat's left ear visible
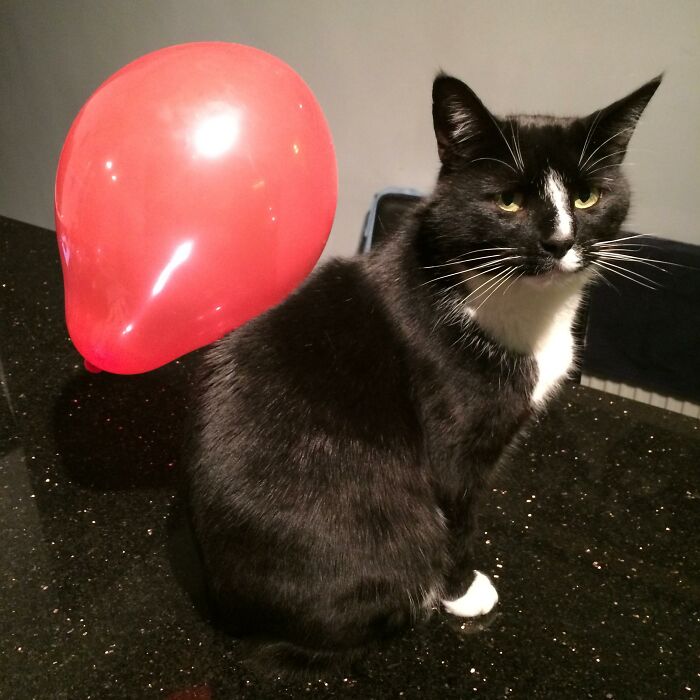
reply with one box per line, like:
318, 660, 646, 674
582, 75, 663, 165
432, 74, 497, 164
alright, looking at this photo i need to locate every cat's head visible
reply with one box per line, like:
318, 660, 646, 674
421, 73, 661, 292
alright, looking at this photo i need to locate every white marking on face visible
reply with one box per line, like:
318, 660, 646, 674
559, 247, 580, 272
443, 570, 499, 617
545, 169, 573, 237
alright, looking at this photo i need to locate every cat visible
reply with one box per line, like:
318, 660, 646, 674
185, 72, 661, 672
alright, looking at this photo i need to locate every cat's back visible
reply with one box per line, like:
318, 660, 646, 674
192, 255, 422, 480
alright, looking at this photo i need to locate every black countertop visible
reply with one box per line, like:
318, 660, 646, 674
1, 216, 698, 699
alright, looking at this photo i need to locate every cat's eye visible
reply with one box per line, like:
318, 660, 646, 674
574, 186, 601, 209
496, 191, 524, 212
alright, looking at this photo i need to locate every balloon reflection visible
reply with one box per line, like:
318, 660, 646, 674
193, 109, 240, 159
152, 240, 194, 297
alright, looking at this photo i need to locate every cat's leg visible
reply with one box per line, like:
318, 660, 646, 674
441, 501, 498, 618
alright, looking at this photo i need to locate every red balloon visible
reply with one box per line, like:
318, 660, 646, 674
55, 43, 337, 374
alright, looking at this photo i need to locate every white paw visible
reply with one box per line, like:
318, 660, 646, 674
442, 570, 499, 617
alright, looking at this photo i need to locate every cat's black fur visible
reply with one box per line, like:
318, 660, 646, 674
185, 73, 661, 673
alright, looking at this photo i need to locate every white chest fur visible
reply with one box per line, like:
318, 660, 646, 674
529, 305, 577, 406
464, 272, 590, 408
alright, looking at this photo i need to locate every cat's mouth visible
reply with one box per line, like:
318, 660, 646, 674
455, 248, 588, 296
524, 247, 585, 280
523, 267, 574, 287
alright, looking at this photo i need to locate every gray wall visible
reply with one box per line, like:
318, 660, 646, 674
2, 0, 699, 257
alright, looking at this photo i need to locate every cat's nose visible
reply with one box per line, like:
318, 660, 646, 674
540, 234, 574, 259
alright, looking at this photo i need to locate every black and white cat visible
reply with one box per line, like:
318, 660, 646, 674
185, 73, 661, 670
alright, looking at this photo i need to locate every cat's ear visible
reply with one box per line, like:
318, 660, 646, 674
581, 75, 662, 168
432, 74, 496, 163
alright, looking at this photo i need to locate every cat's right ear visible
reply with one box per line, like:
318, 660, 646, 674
432, 74, 494, 163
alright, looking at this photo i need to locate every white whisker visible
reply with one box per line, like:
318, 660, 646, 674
422, 253, 505, 269
596, 251, 671, 274
585, 165, 623, 176
583, 149, 630, 172
510, 121, 525, 171
593, 233, 652, 246
461, 258, 518, 278
580, 127, 634, 170
436, 246, 517, 266
423, 255, 521, 288
594, 258, 661, 286
472, 268, 517, 312
579, 110, 603, 167
597, 251, 691, 270
454, 269, 509, 306
463, 267, 514, 305
590, 265, 622, 295
486, 114, 523, 173
468, 157, 518, 174
594, 246, 645, 256
502, 270, 525, 295
592, 260, 659, 290
420, 258, 511, 286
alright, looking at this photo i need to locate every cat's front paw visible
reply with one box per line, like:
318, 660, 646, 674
442, 570, 498, 617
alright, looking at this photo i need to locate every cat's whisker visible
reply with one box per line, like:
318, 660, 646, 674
580, 126, 635, 170
590, 265, 622, 295
590, 262, 637, 294
593, 246, 645, 256
471, 267, 518, 312
422, 253, 505, 270
462, 266, 515, 306
594, 258, 662, 286
458, 246, 517, 259
461, 258, 519, 279
463, 246, 516, 255
502, 269, 526, 295
591, 260, 660, 290
452, 269, 507, 307
510, 121, 525, 172
420, 257, 515, 287
593, 238, 688, 262
595, 251, 672, 274
468, 157, 518, 174
437, 261, 513, 299
583, 149, 630, 173
593, 242, 644, 249
593, 233, 652, 246
584, 165, 623, 176
585, 158, 639, 175
578, 110, 603, 167
599, 251, 693, 270
436, 246, 517, 266
486, 113, 523, 173
422, 248, 517, 269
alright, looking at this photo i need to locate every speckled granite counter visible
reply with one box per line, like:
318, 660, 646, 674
1, 216, 698, 699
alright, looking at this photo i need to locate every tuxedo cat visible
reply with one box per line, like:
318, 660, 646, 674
186, 73, 661, 671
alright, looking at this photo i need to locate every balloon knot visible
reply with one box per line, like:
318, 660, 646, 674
83, 359, 103, 374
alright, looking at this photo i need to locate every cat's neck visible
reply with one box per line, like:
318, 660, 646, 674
462, 271, 591, 356
459, 271, 592, 406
